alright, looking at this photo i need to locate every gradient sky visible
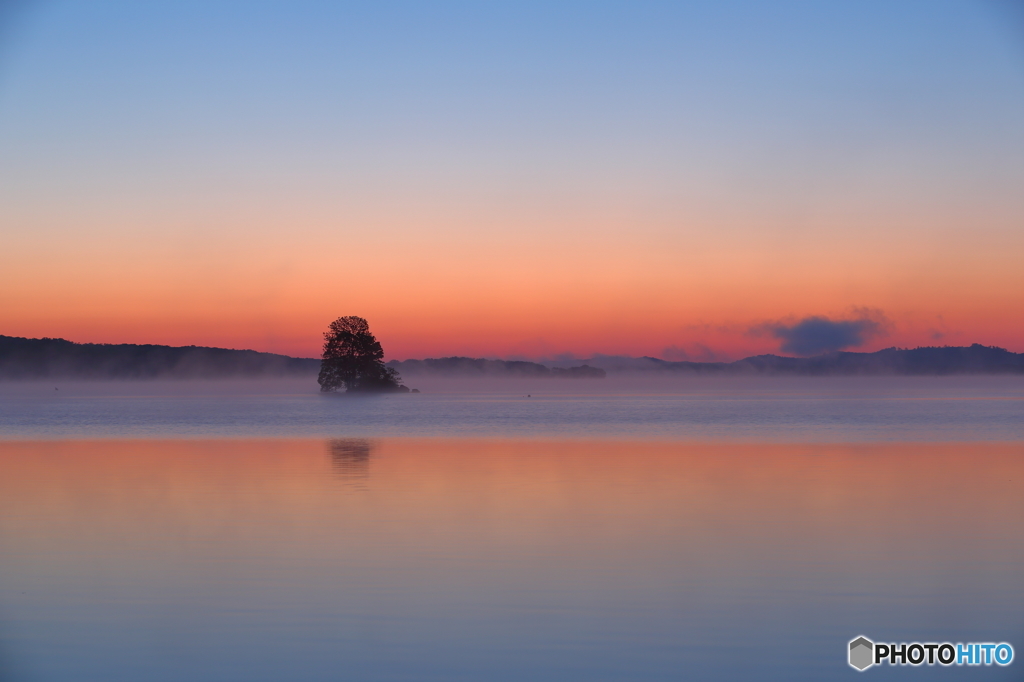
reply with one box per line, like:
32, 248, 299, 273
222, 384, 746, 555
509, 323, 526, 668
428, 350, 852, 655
1, 1, 1022, 360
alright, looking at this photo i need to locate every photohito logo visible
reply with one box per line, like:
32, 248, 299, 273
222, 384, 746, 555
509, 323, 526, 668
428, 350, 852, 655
848, 636, 1014, 671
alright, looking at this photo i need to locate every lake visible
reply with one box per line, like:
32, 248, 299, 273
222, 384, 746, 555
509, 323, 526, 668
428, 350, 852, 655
1, 378, 1022, 680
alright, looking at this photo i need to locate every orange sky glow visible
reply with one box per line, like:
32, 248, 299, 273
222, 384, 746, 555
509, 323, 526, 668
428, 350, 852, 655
1, 2, 1022, 360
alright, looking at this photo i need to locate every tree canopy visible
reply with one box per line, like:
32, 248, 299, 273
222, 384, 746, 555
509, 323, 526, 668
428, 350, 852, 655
317, 316, 406, 393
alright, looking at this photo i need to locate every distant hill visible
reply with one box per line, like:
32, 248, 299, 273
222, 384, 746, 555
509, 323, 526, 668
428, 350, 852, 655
2, 336, 1021, 380
549, 344, 1024, 375
394, 345, 1024, 377
0, 336, 319, 380
729, 345, 1024, 375
387, 357, 606, 379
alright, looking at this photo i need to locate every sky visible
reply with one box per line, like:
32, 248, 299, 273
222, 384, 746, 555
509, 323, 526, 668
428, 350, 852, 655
1, 1, 1022, 361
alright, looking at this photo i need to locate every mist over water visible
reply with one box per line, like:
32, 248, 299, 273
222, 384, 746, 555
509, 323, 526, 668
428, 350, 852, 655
1, 376, 1021, 441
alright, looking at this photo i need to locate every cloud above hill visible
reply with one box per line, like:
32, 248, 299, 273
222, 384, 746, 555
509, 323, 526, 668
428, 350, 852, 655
755, 311, 890, 356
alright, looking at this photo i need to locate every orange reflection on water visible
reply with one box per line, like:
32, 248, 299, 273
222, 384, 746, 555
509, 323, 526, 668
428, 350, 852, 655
2, 438, 1024, 682
2, 439, 1023, 576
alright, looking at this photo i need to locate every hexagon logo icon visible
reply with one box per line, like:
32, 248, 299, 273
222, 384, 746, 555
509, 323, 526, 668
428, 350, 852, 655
849, 636, 874, 671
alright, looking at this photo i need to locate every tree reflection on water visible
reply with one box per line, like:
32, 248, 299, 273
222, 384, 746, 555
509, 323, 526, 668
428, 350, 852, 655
326, 438, 372, 488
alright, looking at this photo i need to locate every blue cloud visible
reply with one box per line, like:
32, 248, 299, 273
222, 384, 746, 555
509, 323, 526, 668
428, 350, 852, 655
768, 315, 883, 356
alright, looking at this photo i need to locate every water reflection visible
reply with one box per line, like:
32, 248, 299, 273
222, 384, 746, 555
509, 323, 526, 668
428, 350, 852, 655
327, 438, 372, 487
0, 438, 1022, 681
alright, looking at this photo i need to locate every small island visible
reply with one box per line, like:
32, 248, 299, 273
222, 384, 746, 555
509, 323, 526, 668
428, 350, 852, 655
317, 316, 410, 393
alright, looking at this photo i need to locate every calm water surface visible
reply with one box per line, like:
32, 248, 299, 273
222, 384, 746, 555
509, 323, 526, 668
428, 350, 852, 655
1, 376, 1022, 441
1, 380, 1023, 680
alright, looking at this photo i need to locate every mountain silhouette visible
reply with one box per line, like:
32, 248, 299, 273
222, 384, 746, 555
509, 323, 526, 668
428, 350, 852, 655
1, 336, 1021, 379
0, 335, 318, 379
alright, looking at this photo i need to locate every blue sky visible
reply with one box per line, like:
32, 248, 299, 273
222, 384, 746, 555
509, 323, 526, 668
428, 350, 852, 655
1, 1, 1022, 358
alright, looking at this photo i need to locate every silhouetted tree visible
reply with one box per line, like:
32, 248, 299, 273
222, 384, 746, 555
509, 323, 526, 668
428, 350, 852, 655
318, 316, 405, 392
